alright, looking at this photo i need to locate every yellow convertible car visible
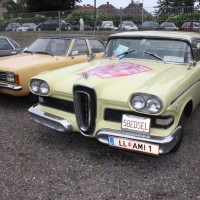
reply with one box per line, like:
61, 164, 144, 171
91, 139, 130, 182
29, 31, 200, 155
0, 34, 105, 96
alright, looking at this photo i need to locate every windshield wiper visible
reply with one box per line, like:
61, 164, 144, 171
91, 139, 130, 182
116, 49, 135, 60
145, 51, 166, 63
23, 50, 33, 54
35, 51, 54, 57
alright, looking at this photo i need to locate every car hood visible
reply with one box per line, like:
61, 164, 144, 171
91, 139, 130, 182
0, 53, 64, 72
39, 58, 189, 105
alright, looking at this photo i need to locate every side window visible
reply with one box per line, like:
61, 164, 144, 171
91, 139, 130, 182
0, 39, 13, 50
10, 38, 20, 49
71, 39, 89, 56
192, 40, 200, 61
88, 39, 105, 53
50, 39, 71, 56
44, 21, 51, 25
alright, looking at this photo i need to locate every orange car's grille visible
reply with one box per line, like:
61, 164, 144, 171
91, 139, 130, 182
0, 72, 6, 81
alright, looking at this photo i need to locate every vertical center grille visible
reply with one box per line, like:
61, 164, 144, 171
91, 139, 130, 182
73, 85, 97, 136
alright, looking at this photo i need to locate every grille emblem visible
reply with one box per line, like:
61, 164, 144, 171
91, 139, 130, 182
83, 72, 89, 79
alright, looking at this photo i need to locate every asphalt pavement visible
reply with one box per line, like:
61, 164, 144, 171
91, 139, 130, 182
0, 94, 200, 200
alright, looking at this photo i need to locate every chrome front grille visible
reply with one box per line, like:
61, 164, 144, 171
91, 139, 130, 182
73, 85, 97, 136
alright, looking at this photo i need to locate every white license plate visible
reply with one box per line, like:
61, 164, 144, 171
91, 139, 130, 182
109, 136, 159, 155
122, 114, 150, 133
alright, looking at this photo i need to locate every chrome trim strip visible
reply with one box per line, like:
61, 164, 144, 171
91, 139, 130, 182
170, 79, 200, 105
28, 104, 72, 133
96, 126, 182, 155
0, 83, 22, 90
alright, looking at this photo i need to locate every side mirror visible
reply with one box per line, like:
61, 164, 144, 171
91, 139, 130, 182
88, 53, 96, 62
197, 43, 200, 49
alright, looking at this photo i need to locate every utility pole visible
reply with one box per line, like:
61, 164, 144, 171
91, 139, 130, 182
142, 0, 144, 23
94, 0, 97, 32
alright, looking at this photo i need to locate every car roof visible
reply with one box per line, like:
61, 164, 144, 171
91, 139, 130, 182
109, 31, 200, 42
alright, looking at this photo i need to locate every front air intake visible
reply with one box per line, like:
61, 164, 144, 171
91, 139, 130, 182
73, 85, 97, 136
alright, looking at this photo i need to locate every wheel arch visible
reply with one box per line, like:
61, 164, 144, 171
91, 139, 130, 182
182, 100, 193, 117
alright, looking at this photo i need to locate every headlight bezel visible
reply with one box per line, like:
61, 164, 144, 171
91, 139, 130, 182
30, 79, 50, 95
130, 93, 163, 114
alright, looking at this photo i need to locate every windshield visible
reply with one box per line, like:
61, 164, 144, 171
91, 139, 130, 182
7, 23, 18, 28
163, 22, 176, 27
150, 22, 159, 26
103, 22, 113, 26
104, 38, 192, 64
21, 24, 30, 27
27, 38, 71, 56
124, 22, 134, 26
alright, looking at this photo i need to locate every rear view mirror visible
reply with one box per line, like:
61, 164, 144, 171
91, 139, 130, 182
197, 43, 200, 49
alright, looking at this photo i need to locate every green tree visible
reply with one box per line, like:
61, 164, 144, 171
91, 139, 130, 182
155, 0, 197, 16
3, 0, 27, 13
26, 0, 81, 12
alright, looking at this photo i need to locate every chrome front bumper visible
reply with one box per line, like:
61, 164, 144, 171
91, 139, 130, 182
96, 126, 182, 155
28, 104, 72, 133
0, 83, 22, 90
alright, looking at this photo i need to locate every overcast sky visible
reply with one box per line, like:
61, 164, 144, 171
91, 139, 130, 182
77, 0, 158, 9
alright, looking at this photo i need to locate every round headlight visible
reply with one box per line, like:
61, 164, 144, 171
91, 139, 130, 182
39, 81, 49, 95
30, 80, 40, 93
146, 97, 162, 113
131, 95, 145, 110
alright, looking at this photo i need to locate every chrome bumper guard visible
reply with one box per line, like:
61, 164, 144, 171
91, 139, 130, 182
28, 104, 72, 133
0, 83, 22, 90
96, 126, 182, 155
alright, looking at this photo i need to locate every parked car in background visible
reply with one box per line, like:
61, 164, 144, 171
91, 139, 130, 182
160, 22, 179, 31
101, 21, 118, 30
17, 23, 37, 31
0, 34, 106, 96
120, 21, 138, 31
36, 20, 70, 31
0, 24, 5, 31
70, 24, 92, 31
5, 23, 21, 31
29, 31, 200, 156
181, 22, 199, 32
0, 35, 21, 56
139, 21, 160, 30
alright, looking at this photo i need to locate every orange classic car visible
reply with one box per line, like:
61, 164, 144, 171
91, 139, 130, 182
0, 34, 106, 96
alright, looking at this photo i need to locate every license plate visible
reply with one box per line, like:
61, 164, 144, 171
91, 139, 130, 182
109, 136, 159, 155
122, 114, 150, 133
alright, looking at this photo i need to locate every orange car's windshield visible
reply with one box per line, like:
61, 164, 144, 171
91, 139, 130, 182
27, 38, 71, 56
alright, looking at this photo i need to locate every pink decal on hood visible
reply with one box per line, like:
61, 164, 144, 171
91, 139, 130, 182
79, 62, 153, 79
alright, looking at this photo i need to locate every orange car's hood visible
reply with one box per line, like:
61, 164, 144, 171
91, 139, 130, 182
0, 53, 65, 71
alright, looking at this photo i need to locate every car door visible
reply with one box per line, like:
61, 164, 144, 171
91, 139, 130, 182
67, 39, 89, 65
